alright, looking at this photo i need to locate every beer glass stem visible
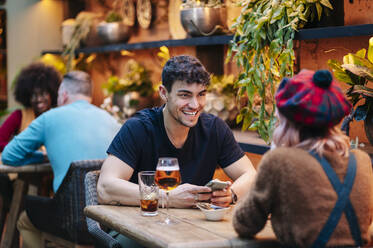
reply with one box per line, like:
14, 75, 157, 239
165, 191, 170, 224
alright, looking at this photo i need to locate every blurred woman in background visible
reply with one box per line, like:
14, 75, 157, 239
0, 62, 61, 151
233, 69, 373, 248
0, 63, 60, 232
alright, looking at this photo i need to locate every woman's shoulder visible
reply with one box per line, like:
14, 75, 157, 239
3, 109, 22, 122
263, 147, 310, 161
10, 109, 22, 117
259, 147, 313, 171
350, 148, 370, 159
350, 149, 371, 168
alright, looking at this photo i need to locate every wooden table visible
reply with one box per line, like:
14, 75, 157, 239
0, 163, 52, 248
84, 205, 282, 248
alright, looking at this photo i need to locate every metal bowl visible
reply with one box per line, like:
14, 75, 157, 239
96, 21, 131, 44
180, 7, 227, 36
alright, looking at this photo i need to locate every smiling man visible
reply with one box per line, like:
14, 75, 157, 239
98, 55, 256, 213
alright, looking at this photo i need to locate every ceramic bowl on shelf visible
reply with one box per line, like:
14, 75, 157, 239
96, 21, 131, 44
196, 203, 230, 221
180, 7, 227, 36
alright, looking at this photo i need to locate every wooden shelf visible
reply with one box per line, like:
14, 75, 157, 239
294, 23, 373, 40
233, 130, 270, 155
42, 24, 373, 55
42, 35, 233, 55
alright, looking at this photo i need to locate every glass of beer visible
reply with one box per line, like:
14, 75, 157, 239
155, 157, 181, 224
138, 171, 159, 216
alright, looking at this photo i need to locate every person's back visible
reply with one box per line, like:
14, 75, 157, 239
233, 69, 373, 247
238, 147, 372, 247
1, 70, 121, 248
2, 71, 120, 192
35, 99, 119, 191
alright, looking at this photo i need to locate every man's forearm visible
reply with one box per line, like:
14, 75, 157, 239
97, 177, 141, 206
231, 170, 256, 203
2, 146, 44, 166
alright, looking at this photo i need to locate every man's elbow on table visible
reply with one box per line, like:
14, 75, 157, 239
97, 178, 114, 204
1, 147, 22, 166
2, 147, 44, 166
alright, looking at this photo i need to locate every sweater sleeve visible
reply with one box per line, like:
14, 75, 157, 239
232, 150, 279, 238
2, 113, 45, 166
0, 110, 22, 152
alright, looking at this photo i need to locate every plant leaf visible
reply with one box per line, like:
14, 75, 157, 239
315, 2, 323, 21
352, 85, 373, 98
320, 0, 333, 9
368, 37, 373, 64
355, 48, 366, 58
342, 64, 373, 82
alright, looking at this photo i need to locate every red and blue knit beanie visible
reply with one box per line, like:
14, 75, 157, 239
275, 69, 352, 127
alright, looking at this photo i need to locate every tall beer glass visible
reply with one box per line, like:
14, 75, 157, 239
155, 157, 181, 224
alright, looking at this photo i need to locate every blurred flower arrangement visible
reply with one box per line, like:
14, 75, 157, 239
101, 59, 153, 122
38, 53, 97, 76
102, 59, 153, 96
204, 74, 238, 122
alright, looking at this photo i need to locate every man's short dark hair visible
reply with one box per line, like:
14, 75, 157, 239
14, 63, 61, 107
161, 55, 210, 92
62, 71, 92, 97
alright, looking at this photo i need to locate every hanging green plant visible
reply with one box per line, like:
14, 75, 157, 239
62, 12, 99, 71
227, 0, 333, 143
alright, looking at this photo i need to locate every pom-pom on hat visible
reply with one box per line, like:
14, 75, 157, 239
275, 69, 352, 127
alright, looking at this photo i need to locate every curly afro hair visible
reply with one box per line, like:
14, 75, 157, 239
14, 63, 61, 108
161, 55, 210, 92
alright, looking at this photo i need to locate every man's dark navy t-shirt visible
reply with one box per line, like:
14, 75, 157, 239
107, 106, 244, 185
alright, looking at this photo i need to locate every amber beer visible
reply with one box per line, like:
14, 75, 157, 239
155, 168, 181, 191
138, 171, 159, 216
140, 199, 159, 213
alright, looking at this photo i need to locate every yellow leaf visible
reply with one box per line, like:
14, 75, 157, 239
315, 2, 322, 21
120, 50, 134, 56
85, 54, 96, 63
299, 13, 308, 22
343, 54, 352, 64
368, 37, 373, 64
355, 48, 366, 59
160, 46, 169, 54
320, 0, 333, 9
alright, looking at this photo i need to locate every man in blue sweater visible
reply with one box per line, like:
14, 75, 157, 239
2, 70, 121, 248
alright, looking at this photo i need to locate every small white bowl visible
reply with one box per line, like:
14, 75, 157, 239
197, 203, 230, 221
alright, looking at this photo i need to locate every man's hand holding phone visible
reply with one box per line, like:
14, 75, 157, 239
204, 179, 232, 208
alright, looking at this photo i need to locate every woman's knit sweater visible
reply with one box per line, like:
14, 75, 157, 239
233, 148, 373, 247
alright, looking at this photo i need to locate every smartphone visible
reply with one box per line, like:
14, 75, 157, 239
205, 179, 230, 191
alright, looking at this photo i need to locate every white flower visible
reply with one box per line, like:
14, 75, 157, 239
103, 97, 112, 105
212, 97, 225, 112
112, 105, 120, 113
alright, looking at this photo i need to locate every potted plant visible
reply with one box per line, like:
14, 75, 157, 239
228, 0, 334, 142
102, 59, 153, 122
204, 74, 239, 126
96, 11, 131, 44
180, 0, 228, 36
328, 37, 373, 143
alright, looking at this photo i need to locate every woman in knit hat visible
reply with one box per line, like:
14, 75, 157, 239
233, 69, 373, 248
